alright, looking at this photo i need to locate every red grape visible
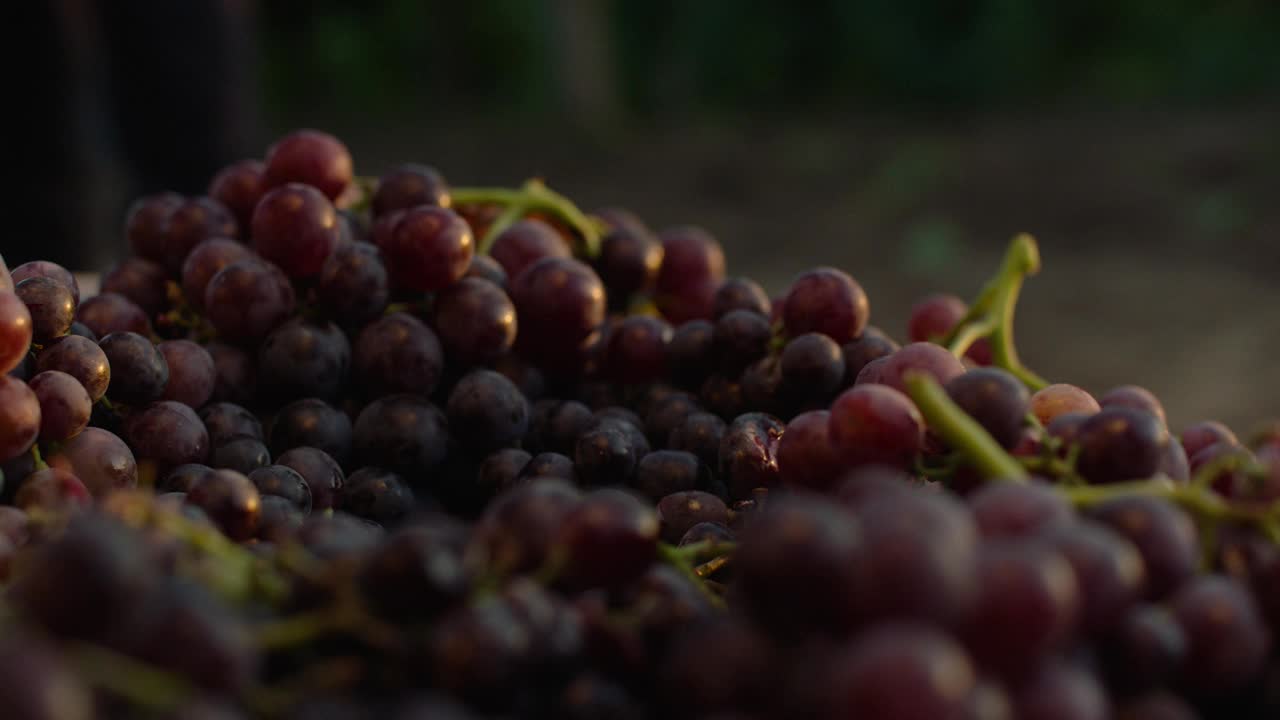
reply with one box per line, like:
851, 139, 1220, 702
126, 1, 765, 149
383, 206, 474, 292
262, 129, 354, 201
251, 183, 341, 279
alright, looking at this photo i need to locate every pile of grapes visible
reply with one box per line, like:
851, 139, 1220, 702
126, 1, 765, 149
1, 129, 1279, 720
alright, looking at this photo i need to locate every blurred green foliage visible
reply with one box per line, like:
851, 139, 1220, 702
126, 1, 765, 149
259, 0, 1280, 118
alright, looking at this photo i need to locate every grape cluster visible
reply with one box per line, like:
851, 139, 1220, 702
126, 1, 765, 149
2, 129, 1279, 719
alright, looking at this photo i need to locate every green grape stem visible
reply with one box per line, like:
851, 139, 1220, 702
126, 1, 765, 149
903, 371, 1029, 481
68, 643, 193, 711
657, 543, 728, 609
452, 179, 603, 258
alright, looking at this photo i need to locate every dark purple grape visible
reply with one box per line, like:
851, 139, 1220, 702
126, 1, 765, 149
384, 206, 474, 292
644, 391, 701, 448
262, 129, 353, 201
211, 435, 270, 475
44, 427, 137, 497
251, 183, 341, 279
596, 225, 661, 300
1076, 407, 1170, 484
353, 312, 444, 398
967, 482, 1075, 538
832, 464, 918, 510
554, 487, 658, 591
854, 489, 980, 626
511, 257, 606, 370
180, 238, 253, 310
157, 339, 215, 409
257, 318, 350, 404
100, 331, 168, 405
476, 448, 532, 496
16, 277, 75, 342
854, 354, 890, 385
124, 401, 210, 473
517, 452, 577, 483
1100, 384, 1167, 426
276, 447, 345, 511
666, 319, 716, 389
205, 341, 256, 405
316, 242, 390, 327
779, 332, 845, 406
1171, 575, 1271, 697
777, 409, 843, 492
634, 450, 705, 501
878, 342, 966, 395
159, 463, 213, 494
0, 376, 40, 462
360, 525, 466, 621
0, 633, 93, 720
679, 521, 734, 548
340, 466, 415, 526
528, 399, 593, 456
712, 277, 771, 319
126, 192, 184, 263
372, 163, 449, 216
712, 309, 771, 376
469, 477, 582, 577
433, 277, 517, 365
605, 315, 672, 384
1030, 383, 1101, 426
574, 421, 643, 486
654, 226, 725, 324
1180, 420, 1238, 458
353, 394, 449, 479
1040, 522, 1145, 636
464, 254, 507, 287
841, 332, 900, 386
1011, 661, 1107, 720
735, 496, 862, 634
829, 384, 924, 468
76, 292, 150, 337
268, 398, 352, 465
740, 354, 784, 416
781, 267, 869, 344
249, 464, 312, 514
447, 369, 529, 455
1113, 692, 1198, 720
658, 615, 770, 717
1103, 604, 1186, 692
833, 622, 976, 720
490, 219, 571, 281
199, 402, 263, 447
963, 542, 1079, 676
718, 412, 784, 499
13, 467, 92, 512
187, 468, 260, 541
161, 196, 239, 274
945, 368, 1031, 449
1158, 436, 1191, 482
492, 354, 546, 402
208, 158, 266, 231
100, 256, 169, 319
657, 490, 727, 544
28, 370, 90, 441
204, 259, 295, 344
428, 597, 529, 708
0, 290, 32, 375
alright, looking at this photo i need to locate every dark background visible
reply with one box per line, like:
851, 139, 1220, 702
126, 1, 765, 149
11, 0, 1280, 430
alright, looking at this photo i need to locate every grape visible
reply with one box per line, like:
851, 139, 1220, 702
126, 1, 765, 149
596, 224, 662, 300
712, 310, 771, 376
776, 332, 844, 406
829, 384, 924, 468
945, 368, 1031, 449
575, 421, 643, 486
854, 354, 890, 385
781, 267, 869, 344
249, 464, 312, 514
262, 128, 354, 201
644, 391, 700, 447
180, 238, 254, 310
187, 469, 261, 541
384, 205, 474, 291
372, 163, 450, 215
257, 318, 350, 404
1030, 383, 1101, 425
14, 467, 92, 512
963, 541, 1079, 676
841, 332, 900, 387
1102, 604, 1187, 692
155, 338, 217, 413
268, 398, 353, 465
76, 292, 151, 337
518, 452, 578, 483
654, 226, 725, 324
1075, 407, 1169, 484
528, 399, 594, 456
212, 435, 271, 475
316, 242, 390, 327
666, 319, 716, 389
0, 289, 32, 375
1158, 436, 1191, 482
340, 466, 416, 526
878, 342, 967, 395
359, 525, 467, 621
657, 490, 728, 544
1100, 384, 1167, 426
833, 623, 976, 720
447, 369, 530, 455
465, 254, 507, 286
122, 399, 209, 471
511, 257, 607, 369
199, 402, 264, 446
1171, 575, 1270, 696
1010, 661, 1108, 720
1113, 692, 1198, 720
0, 375, 40, 462
162, 196, 239, 274
1040, 522, 1144, 636
100, 331, 169, 405
777, 409, 843, 492
475, 447, 532, 498
204, 259, 296, 344
428, 597, 531, 708
908, 293, 967, 342
490, 219, 571, 281
125, 191, 184, 263
554, 487, 659, 590
740, 354, 784, 416
276, 447, 345, 511
353, 312, 444, 398
469, 478, 582, 577
353, 394, 450, 478
100, 257, 169, 318
1180, 420, 1239, 459
633, 450, 705, 501
16, 276, 76, 342
718, 412, 784, 499
1091, 495, 1198, 599
712, 277, 771, 319
35, 335, 109, 401
159, 463, 213, 494
208, 159, 266, 230
433, 277, 517, 365
250, 183, 341, 279
66, 322, 95, 341
0, 506, 30, 545
605, 315, 672, 384
658, 616, 771, 717
968, 482, 1075, 538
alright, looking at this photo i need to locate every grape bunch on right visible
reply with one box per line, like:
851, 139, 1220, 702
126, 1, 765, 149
0, 128, 1279, 720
